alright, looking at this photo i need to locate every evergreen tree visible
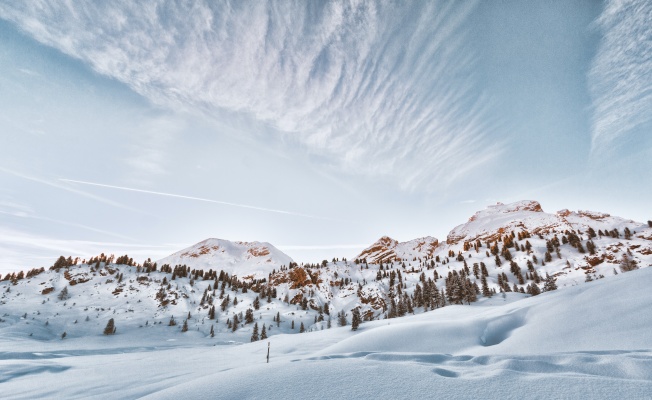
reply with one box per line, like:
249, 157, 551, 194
619, 254, 638, 272
299, 322, 305, 333
245, 308, 254, 324
338, 311, 347, 327
181, 319, 188, 332
58, 286, 69, 301
251, 322, 259, 341
543, 274, 557, 292
232, 314, 239, 332
210, 325, 215, 337
261, 324, 267, 340
481, 275, 491, 297
351, 308, 361, 331
103, 318, 116, 335
220, 297, 230, 312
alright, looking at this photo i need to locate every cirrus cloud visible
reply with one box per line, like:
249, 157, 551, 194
0, 1, 501, 190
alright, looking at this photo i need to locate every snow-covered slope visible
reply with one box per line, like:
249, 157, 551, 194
356, 236, 439, 263
1, 264, 652, 399
157, 238, 293, 279
1, 199, 651, 397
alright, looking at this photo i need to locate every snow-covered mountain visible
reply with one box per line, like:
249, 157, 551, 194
356, 236, 439, 263
157, 238, 293, 279
1, 199, 650, 349
446, 200, 646, 245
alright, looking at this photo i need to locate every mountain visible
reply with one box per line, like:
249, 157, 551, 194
0, 199, 650, 348
157, 238, 293, 279
356, 236, 439, 263
446, 200, 646, 245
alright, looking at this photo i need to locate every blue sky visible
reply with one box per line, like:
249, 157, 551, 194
0, 1, 650, 272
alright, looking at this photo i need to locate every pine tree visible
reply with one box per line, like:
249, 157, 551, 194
103, 318, 116, 335
338, 311, 347, 327
619, 254, 638, 272
58, 286, 69, 301
351, 308, 361, 331
543, 274, 557, 292
210, 325, 215, 337
245, 308, 254, 324
261, 324, 267, 340
299, 322, 305, 333
251, 323, 259, 342
232, 314, 239, 332
481, 275, 491, 297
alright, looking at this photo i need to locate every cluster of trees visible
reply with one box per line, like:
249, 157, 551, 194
0, 267, 45, 284
250, 322, 268, 341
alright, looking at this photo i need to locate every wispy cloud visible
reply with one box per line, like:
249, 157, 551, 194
0, 167, 137, 211
0, 1, 502, 191
123, 115, 184, 185
589, 0, 652, 154
60, 178, 331, 220
0, 210, 134, 241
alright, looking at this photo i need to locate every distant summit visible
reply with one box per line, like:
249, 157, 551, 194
356, 236, 439, 263
157, 238, 293, 279
446, 200, 645, 245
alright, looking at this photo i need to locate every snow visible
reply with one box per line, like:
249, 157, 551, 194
157, 238, 293, 280
1, 267, 652, 399
356, 236, 439, 263
447, 200, 648, 245
1, 200, 651, 398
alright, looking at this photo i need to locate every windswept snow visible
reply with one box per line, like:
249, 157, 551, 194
1, 199, 651, 398
1, 267, 652, 399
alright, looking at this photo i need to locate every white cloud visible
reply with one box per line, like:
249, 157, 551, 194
0, 1, 501, 190
589, 0, 652, 153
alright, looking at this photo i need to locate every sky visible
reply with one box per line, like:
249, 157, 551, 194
0, 1, 650, 273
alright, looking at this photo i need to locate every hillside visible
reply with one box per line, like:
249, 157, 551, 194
0, 199, 651, 398
1, 261, 651, 398
0, 200, 650, 347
